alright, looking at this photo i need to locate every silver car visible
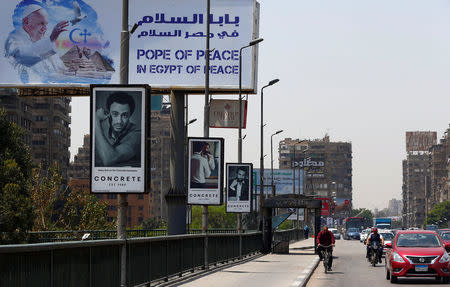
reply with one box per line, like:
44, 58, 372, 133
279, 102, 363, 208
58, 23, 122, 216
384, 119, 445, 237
329, 228, 341, 240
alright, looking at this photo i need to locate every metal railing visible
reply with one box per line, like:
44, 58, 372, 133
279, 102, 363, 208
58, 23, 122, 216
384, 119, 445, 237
0, 232, 262, 287
24, 229, 249, 243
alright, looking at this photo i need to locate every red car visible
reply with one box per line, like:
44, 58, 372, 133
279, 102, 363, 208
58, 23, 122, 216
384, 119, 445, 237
385, 230, 450, 284
440, 232, 450, 253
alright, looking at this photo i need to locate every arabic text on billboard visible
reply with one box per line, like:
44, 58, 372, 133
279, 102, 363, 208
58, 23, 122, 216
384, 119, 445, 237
0, 0, 258, 91
406, 131, 437, 152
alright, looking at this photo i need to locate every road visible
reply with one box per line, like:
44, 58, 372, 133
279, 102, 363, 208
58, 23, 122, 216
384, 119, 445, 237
307, 239, 448, 286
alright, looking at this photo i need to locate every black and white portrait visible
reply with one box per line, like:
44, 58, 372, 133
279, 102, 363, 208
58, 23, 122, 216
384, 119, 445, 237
226, 163, 252, 213
94, 90, 142, 167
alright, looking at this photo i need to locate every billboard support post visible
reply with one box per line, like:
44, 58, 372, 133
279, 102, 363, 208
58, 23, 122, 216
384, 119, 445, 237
202, 0, 211, 270
166, 90, 187, 235
118, 0, 129, 286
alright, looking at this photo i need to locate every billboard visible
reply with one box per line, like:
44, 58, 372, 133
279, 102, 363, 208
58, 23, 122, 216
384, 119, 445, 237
315, 197, 330, 216
209, 99, 247, 128
0, 0, 259, 92
90, 85, 148, 193
188, 137, 224, 205
406, 131, 437, 152
226, 163, 253, 213
252, 169, 298, 195
334, 198, 351, 213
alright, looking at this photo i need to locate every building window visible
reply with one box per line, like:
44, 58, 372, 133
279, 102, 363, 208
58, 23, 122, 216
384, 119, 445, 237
138, 217, 143, 223
138, 205, 143, 211
138, 194, 144, 199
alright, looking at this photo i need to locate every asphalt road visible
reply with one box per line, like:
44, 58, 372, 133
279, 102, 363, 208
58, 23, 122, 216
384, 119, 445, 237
307, 239, 449, 287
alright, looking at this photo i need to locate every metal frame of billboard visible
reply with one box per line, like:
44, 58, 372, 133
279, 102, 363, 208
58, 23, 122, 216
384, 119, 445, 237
0, 0, 260, 94
187, 137, 224, 205
90, 84, 150, 194
226, 163, 253, 213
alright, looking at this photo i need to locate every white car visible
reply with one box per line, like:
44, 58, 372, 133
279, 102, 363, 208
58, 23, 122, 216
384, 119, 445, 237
329, 228, 341, 240
379, 230, 395, 257
360, 228, 371, 243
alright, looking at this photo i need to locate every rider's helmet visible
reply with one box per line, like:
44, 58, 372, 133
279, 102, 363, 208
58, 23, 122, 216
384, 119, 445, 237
372, 227, 378, 234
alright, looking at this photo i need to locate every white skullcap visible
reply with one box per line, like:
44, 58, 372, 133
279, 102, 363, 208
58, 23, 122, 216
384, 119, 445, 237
22, 4, 44, 19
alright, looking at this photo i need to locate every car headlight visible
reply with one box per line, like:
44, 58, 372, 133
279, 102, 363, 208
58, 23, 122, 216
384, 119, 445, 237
392, 252, 405, 263
439, 252, 450, 263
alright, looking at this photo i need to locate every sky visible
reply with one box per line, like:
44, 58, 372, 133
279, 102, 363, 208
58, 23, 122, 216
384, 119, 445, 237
70, 0, 450, 211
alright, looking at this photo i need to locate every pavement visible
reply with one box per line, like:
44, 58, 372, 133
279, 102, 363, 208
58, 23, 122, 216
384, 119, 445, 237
162, 238, 320, 287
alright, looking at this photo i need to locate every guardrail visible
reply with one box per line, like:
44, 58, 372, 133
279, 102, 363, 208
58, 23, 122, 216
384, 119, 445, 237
23, 229, 251, 243
0, 232, 262, 287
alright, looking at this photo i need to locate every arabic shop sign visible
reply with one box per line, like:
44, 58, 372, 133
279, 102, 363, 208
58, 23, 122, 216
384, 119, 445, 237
292, 159, 325, 168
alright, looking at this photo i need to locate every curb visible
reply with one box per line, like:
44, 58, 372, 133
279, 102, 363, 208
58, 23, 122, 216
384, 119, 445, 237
290, 256, 320, 287
291, 246, 314, 250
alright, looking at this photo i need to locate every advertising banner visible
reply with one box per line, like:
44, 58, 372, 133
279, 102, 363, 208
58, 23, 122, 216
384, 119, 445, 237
406, 131, 437, 152
226, 163, 252, 213
335, 198, 351, 213
315, 197, 330, 216
90, 85, 148, 193
188, 137, 224, 205
287, 208, 305, 221
209, 99, 247, 128
0, 0, 259, 92
253, 169, 298, 195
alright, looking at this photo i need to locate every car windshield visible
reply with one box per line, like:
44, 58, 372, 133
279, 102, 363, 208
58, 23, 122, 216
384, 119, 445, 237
381, 233, 394, 240
348, 228, 359, 232
442, 233, 450, 240
396, 233, 441, 247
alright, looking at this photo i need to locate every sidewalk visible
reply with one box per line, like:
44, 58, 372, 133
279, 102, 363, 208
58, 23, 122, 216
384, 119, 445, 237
165, 238, 319, 287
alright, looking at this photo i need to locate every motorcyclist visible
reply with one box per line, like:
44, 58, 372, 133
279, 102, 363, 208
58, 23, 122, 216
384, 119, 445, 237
366, 227, 384, 263
317, 226, 335, 271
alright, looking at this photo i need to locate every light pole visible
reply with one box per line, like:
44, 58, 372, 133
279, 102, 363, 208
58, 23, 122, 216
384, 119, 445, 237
238, 38, 263, 163
259, 79, 279, 221
271, 130, 283, 196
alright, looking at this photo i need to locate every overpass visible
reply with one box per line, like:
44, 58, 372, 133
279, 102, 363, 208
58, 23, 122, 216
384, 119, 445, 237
0, 229, 312, 287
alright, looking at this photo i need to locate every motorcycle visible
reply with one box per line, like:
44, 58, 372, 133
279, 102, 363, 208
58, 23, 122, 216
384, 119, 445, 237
369, 241, 381, 267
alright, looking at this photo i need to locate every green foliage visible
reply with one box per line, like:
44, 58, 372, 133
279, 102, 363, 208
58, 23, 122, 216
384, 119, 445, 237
277, 220, 294, 230
351, 208, 374, 227
190, 205, 237, 229
141, 217, 167, 229
0, 109, 34, 244
425, 201, 450, 228
31, 164, 113, 231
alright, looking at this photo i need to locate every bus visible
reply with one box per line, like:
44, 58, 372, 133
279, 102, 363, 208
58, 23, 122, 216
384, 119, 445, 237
345, 217, 365, 230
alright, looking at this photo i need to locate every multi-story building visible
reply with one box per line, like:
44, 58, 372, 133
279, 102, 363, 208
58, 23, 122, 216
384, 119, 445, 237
279, 135, 352, 217
0, 92, 71, 181
403, 153, 430, 227
387, 198, 402, 216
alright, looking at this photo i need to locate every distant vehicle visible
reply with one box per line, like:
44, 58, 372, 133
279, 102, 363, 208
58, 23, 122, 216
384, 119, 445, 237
360, 228, 371, 243
346, 227, 361, 240
374, 218, 392, 229
439, 232, 450, 253
385, 230, 450, 283
379, 230, 394, 257
329, 228, 341, 240
425, 224, 438, 231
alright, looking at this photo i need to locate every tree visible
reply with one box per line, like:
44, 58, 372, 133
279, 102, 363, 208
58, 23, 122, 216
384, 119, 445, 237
0, 108, 34, 244
141, 217, 166, 229
31, 163, 113, 231
351, 208, 374, 227
190, 205, 237, 229
425, 201, 450, 228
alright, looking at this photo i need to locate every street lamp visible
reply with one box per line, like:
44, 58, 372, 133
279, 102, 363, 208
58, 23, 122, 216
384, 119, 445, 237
270, 129, 283, 196
238, 37, 263, 163
259, 78, 279, 219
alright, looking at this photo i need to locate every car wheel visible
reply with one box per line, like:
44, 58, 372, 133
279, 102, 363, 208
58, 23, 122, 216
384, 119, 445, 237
390, 275, 397, 283
386, 268, 390, 280
443, 276, 450, 283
